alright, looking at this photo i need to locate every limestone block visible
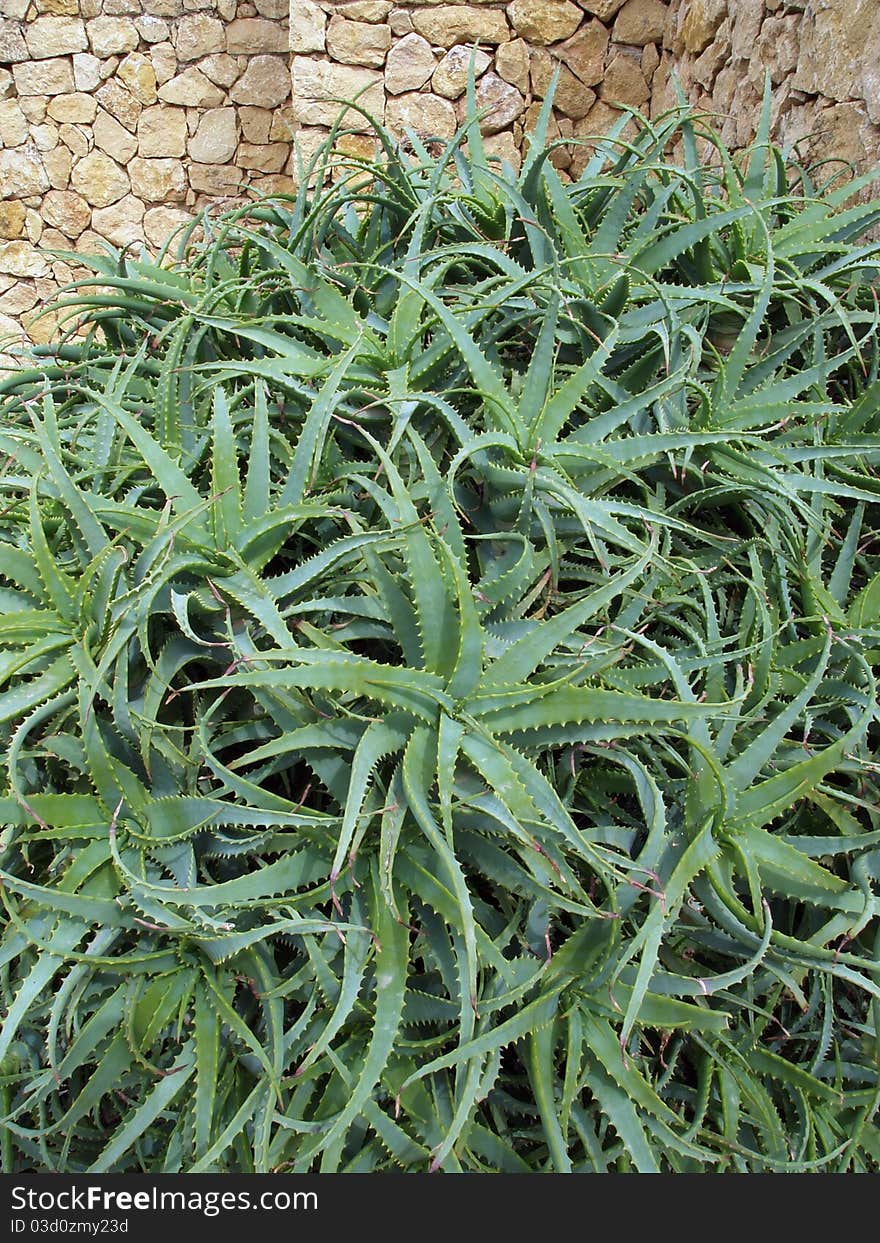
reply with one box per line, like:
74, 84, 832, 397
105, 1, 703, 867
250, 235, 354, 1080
30, 122, 60, 151
187, 106, 238, 161
326, 15, 391, 67
143, 203, 192, 248
469, 71, 525, 134
0, 18, 28, 62
336, 1, 392, 20
137, 105, 188, 157
188, 161, 244, 193
0, 200, 26, 238
431, 43, 490, 98
239, 105, 271, 143
70, 150, 129, 205
12, 58, 75, 95
149, 42, 178, 84
87, 16, 139, 56
386, 33, 437, 94
483, 129, 521, 171
508, 0, 583, 46
72, 52, 102, 91
410, 6, 509, 48
0, 239, 51, 276
40, 188, 91, 236
0, 281, 38, 314
289, 0, 325, 53
0, 147, 49, 197
225, 17, 289, 54
44, 142, 72, 186
0, 98, 28, 146
386, 91, 457, 138
46, 93, 98, 124
93, 107, 139, 162
24, 15, 87, 57
794, 0, 880, 123
95, 80, 142, 130
199, 53, 241, 86
579, 0, 627, 19
91, 194, 145, 248
175, 13, 224, 60
680, 0, 727, 55
494, 39, 530, 93
269, 106, 295, 141
253, 0, 289, 14
136, 14, 170, 42
118, 52, 159, 104
552, 65, 598, 118
230, 55, 290, 106
600, 51, 649, 107
612, 0, 667, 47
129, 154, 188, 200
389, 8, 413, 36
236, 141, 288, 172
158, 66, 225, 106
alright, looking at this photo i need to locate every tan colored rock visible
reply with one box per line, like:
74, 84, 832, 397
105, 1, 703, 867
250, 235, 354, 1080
143, 0, 183, 15
12, 57, 75, 95
641, 40, 660, 82
269, 107, 295, 142
681, 0, 727, 55
528, 45, 553, 96
136, 14, 170, 42
149, 42, 178, 85
292, 58, 383, 128
337, 1, 392, 19
0, 201, 26, 239
289, 0, 325, 52
58, 121, 88, 156
0, 147, 49, 197
508, 0, 582, 46
24, 15, 87, 58
230, 55, 290, 107
553, 65, 598, 118
44, 143, 72, 187
326, 15, 391, 68
612, 0, 667, 46
93, 109, 138, 162
158, 66, 225, 106
432, 43, 490, 98
95, 80, 141, 130
129, 155, 188, 201
175, 13, 224, 60
0, 282, 39, 315
386, 90, 457, 138
691, 22, 729, 89
0, 68, 13, 98
72, 52, 102, 91
239, 106, 271, 143
558, 19, 609, 85
0, 98, 28, 146
91, 194, 145, 249
0, 17, 29, 62
188, 107, 238, 162
18, 96, 48, 122
188, 162, 244, 194
118, 52, 158, 104
385, 33, 436, 94
410, 6, 509, 48
389, 7, 413, 36
46, 92, 98, 124
137, 104, 187, 157
0, 240, 50, 277
600, 52, 649, 108
579, 0, 627, 18
30, 122, 60, 151
254, 0, 289, 14
468, 71, 525, 135
225, 17, 288, 54
143, 204, 192, 249
70, 150, 129, 206
195, 54, 237, 88
236, 141, 288, 172
24, 208, 41, 245
794, 0, 880, 123
495, 39, 530, 93
87, 16, 138, 56
40, 188, 91, 237
35, 0, 81, 13
483, 130, 522, 171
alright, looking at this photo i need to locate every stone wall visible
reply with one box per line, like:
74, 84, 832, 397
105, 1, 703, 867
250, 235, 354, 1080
0, 0, 293, 342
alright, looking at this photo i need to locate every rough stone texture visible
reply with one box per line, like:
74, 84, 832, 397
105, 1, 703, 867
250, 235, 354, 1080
158, 65, 225, 105
611, 0, 667, 46
24, 16, 87, 58
230, 55, 290, 106
326, 15, 391, 67
130, 155, 188, 200
558, 20, 609, 86
386, 90, 456, 138
600, 52, 649, 107
289, 0, 325, 52
468, 71, 525, 134
508, 0, 583, 46
93, 108, 139, 162
188, 106, 238, 161
41, 188, 91, 237
137, 104, 188, 156
292, 57, 384, 127
386, 32, 436, 93
432, 44, 490, 99
12, 57, 75, 95
410, 6, 509, 48
91, 194, 145, 247
69, 150, 129, 206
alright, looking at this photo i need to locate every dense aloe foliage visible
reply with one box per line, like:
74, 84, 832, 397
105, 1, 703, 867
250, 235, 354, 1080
1, 92, 880, 1172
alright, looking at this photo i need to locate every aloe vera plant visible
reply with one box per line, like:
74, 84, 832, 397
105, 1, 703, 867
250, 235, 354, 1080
1, 93, 879, 1173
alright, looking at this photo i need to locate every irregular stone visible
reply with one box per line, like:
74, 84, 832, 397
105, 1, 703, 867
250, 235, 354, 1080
230, 55, 290, 107
158, 66, 224, 106
729, 0, 763, 62
469, 71, 525, 134
40, 0, 85, 12
136, 14, 169, 42
508, 0, 582, 46
118, 52, 158, 104
681, 0, 727, 55
93, 107, 139, 162
0, 98, 28, 146
793, 0, 880, 122
612, 0, 667, 46
579, 0, 627, 18
239, 106, 271, 144
291, 58, 384, 127
24, 207, 41, 245
58, 121, 88, 156
269, 106, 295, 141
143, 0, 183, 14
254, 0, 288, 14
0, 240, 50, 277
188, 106, 237, 162
24, 15, 87, 57
12, 57, 75, 95
552, 65, 597, 118
483, 130, 522, 172
326, 15, 391, 67
600, 52, 649, 108
386, 90, 457, 138
641, 40, 660, 82
0, 17, 28, 62
17, 96, 47, 122
410, 6, 509, 48
95, 79, 141, 129
40, 188, 91, 237
45, 140, 73, 186
236, 141, 288, 172
528, 45, 553, 96
149, 42, 178, 84
495, 39, 530, 93
389, 7, 412, 36
137, 104, 187, 156
289, 0, 325, 53
87, 16, 139, 56
336, 1, 392, 19
30, 122, 60, 151
0, 68, 12, 98
46, 92, 98, 124
91, 194, 145, 249
385, 33, 435, 94
129, 154, 188, 200
72, 51, 102, 91
175, 13, 224, 60
188, 161, 244, 194
0, 147, 49, 197
431, 43, 489, 99
0, 282, 38, 315
557, 19, 609, 85
70, 150, 129, 205
199, 54, 240, 87
0, 201, 26, 239
225, 17, 288, 54
143, 204, 192, 249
